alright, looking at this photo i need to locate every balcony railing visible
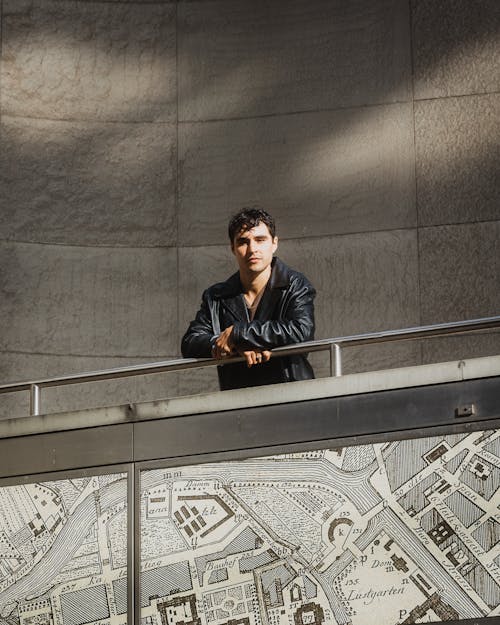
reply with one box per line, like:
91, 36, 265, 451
1, 315, 499, 417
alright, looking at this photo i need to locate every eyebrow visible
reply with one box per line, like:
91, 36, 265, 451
236, 234, 269, 243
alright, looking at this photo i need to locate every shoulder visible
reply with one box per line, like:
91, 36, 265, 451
273, 258, 315, 294
202, 271, 241, 300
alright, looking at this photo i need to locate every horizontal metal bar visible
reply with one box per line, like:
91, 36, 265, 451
1, 314, 499, 395
271, 314, 500, 354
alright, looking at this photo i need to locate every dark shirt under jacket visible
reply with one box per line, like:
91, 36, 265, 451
181, 257, 316, 390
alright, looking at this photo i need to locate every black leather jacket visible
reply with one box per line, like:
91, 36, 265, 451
181, 258, 316, 390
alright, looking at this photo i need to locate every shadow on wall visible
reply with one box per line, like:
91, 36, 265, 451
411, 0, 500, 99
1, 0, 498, 246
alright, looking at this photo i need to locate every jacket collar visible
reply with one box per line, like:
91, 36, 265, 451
216, 257, 290, 321
267, 257, 290, 289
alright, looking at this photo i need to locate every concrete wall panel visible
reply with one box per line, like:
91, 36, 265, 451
415, 94, 500, 227
333, 342, 422, 376
178, 0, 411, 121
177, 366, 221, 399
306, 342, 422, 381
419, 220, 500, 378
0, 242, 178, 357
277, 231, 420, 339
0, 116, 177, 246
0, 352, 180, 420
419, 222, 500, 324
412, 0, 500, 100
179, 104, 416, 245
422, 333, 500, 367
1, 0, 177, 122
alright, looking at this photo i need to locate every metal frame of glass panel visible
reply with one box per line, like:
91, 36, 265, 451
0, 463, 135, 625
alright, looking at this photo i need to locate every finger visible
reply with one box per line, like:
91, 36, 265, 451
215, 331, 229, 347
215, 340, 229, 354
249, 351, 261, 367
261, 351, 271, 362
213, 345, 227, 359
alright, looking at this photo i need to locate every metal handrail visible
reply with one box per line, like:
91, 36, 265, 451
1, 315, 499, 416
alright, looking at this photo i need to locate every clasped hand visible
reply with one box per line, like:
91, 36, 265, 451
213, 325, 271, 367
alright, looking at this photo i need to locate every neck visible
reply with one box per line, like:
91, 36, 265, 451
240, 264, 272, 295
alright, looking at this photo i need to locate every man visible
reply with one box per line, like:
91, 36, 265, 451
181, 208, 315, 390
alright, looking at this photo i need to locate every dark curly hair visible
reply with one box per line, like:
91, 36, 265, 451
228, 208, 276, 242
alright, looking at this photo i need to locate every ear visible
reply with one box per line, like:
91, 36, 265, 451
230, 241, 235, 255
272, 236, 278, 254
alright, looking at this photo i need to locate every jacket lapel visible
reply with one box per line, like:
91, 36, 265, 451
254, 284, 280, 321
216, 271, 248, 321
223, 293, 248, 321
254, 257, 290, 322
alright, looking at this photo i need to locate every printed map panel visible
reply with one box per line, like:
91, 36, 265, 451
140, 430, 500, 625
0, 472, 128, 625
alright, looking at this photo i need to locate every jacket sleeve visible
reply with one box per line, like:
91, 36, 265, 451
231, 277, 315, 350
181, 290, 216, 358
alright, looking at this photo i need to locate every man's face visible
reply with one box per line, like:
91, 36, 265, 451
231, 222, 278, 275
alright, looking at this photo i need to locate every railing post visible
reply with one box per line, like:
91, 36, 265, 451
334, 343, 342, 377
30, 384, 41, 416
330, 343, 343, 377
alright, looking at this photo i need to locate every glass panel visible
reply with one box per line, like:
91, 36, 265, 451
140, 430, 500, 625
0, 472, 128, 625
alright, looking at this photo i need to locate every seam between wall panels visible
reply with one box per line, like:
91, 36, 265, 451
408, 0, 424, 366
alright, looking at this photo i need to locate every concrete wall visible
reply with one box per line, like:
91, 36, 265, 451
1, 0, 499, 416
